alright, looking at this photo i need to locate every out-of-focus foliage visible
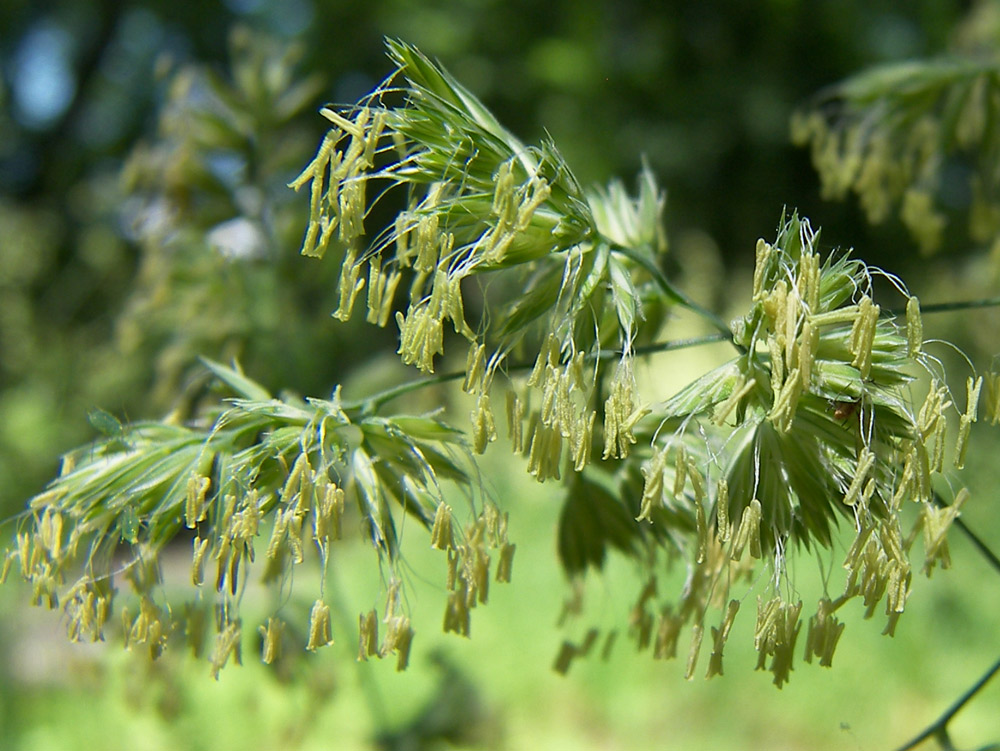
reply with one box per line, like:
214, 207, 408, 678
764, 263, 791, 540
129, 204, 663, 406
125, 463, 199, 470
791, 41, 1000, 256
116, 26, 350, 408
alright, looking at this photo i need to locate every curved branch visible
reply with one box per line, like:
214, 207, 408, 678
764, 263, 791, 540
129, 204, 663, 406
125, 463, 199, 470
954, 516, 1000, 577
894, 654, 1000, 751
609, 245, 737, 344
885, 295, 1000, 317
352, 333, 732, 412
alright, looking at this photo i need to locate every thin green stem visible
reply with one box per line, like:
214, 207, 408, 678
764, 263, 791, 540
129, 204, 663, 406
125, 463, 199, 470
895, 494, 1000, 751
954, 517, 1000, 577
885, 295, 1000, 317
893, 654, 1000, 751
610, 245, 736, 344
601, 332, 732, 359
352, 371, 462, 414
351, 333, 731, 411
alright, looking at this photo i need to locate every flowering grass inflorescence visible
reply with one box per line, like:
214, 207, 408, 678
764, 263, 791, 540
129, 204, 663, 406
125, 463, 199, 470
4, 40, 988, 688
4, 360, 512, 674
618, 212, 980, 684
289, 40, 677, 481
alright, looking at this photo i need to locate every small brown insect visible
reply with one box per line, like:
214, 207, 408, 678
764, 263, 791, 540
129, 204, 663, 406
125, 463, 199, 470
831, 398, 859, 421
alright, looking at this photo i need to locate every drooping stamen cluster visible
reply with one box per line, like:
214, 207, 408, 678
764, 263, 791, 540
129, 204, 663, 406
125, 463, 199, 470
579, 211, 979, 684
291, 42, 672, 483
3, 362, 509, 675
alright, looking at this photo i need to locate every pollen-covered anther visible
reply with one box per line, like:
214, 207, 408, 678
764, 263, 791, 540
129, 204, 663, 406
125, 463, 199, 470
843, 448, 875, 507
917, 382, 951, 442
442, 589, 471, 636
395, 304, 444, 373
803, 598, 845, 667
506, 390, 525, 453
38, 509, 63, 560
358, 609, 379, 660
491, 160, 516, 221
527, 334, 561, 388
797, 320, 816, 387
259, 617, 284, 664
653, 608, 684, 660
471, 393, 498, 455
191, 536, 210, 586
954, 377, 983, 469
954, 415, 973, 470
462, 343, 486, 394
385, 616, 414, 671
783, 286, 802, 368
210, 620, 243, 679
185, 474, 211, 529
769, 366, 802, 431
570, 411, 596, 472
602, 360, 647, 460
762, 280, 788, 335
706, 599, 741, 678
966, 376, 984, 422
314, 481, 345, 542
279, 453, 311, 507
922, 488, 969, 575
496, 542, 516, 583
752, 239, 772, 300
365, 256, 391, 325
637, 447, 668, 523
905, 296, 923, 357
423, 499, 452, 551
768, 335, 784, 395
526, 420, 562, 482
684, 623, 704, 680
797, 251, 820, 312
515, 176, 552, 232
337, 177, 366, 244
730, 499, 763, 561
333, 248, 366, 322
127, 595, 170, 660
849, 295, 879, 378
712, 376, 753, 427
694, 486, 708, 564
319, 105, 367, 142
306, 600, 334, 651
413, 215, 441, 273
930, 417, 947, 473
716, 480, 731, 542
984, 371, 1000, 426
673, 444, 688, 498
753, 596, 802, 688
362, 109, 387, 168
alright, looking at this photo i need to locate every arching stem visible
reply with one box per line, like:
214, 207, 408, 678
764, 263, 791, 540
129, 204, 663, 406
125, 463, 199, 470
349, 333, 731, 412
894, 654, 1000, 751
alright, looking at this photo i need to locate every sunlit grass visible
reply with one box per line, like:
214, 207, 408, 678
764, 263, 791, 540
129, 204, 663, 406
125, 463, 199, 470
2, 430, 999, 750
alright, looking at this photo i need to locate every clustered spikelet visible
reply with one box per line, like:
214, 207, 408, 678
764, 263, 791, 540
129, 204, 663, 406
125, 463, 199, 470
440, 504, 514, 641
551, 211, 979, 685
291, 41, 670, 481
6, 361, 509, 675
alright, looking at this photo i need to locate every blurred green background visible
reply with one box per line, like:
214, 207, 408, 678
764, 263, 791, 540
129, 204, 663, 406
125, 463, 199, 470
2, 0, 999, 748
